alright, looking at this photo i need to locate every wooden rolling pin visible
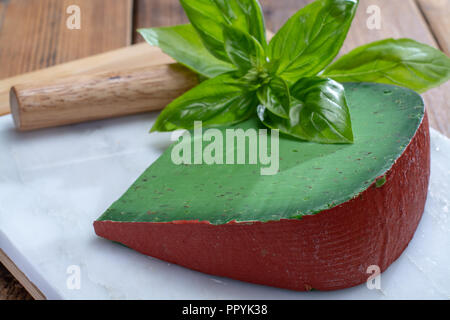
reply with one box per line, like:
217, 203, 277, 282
0, 43, 171, 116
10, 63, 198, 131
4, 43, 200, 131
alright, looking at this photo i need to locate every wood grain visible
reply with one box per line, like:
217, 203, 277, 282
0, 1, 6, 28
415, 0, 450, 136
0, 262, 33, 300
0, 0, 133, 79
417, 0, 450, 55
11, 63, 197, 130
0, 43, 174, 116
133, 0, 188, 42
0, 250, 44, 300
0, 0, 133, 300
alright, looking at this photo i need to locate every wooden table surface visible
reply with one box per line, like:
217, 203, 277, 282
0, 0, 448, 300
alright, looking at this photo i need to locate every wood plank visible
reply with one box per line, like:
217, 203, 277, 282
0, 250, 43, 300
0, 1, 6, 27
0, 0, 133, 79
415, 0, 450, 137
0, 263, 32, 300
135, 0, 449, 137
0, 0, 134, 300
416, 0, 450, 55
133, 0, 188, 42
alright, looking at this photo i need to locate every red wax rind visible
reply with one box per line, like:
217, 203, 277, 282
94, 112, 430, 291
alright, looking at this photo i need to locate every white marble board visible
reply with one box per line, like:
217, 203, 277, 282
0, 112, 449, 300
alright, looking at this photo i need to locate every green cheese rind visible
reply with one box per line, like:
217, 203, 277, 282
97, 83, 424, 225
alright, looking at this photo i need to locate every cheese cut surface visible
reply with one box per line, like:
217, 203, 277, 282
97, 83, 424, 224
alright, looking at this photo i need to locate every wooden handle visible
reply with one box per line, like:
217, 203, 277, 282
10, 63, 198, 131
0, 43, 173, 117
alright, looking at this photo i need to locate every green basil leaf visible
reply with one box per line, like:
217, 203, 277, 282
151, 72, 257, 132
257, 76, 290, 119
258, 77, 354, 144
223, 25, 266, 73
214, 0, 266, 47
322, 38, 450, 93
180, 0, 266, 62
268, 0, 358, 83
138, 25, 235, 78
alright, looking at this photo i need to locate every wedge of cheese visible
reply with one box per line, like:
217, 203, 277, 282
94, 82, 429, 291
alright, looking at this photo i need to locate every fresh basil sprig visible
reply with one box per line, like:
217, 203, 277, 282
258, 77, 354, 143
139, 0, 450, 144
139, 24, 235, 78
268, 0, 358, 83
151, 72, 258, 131
180, 0, 267, 61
